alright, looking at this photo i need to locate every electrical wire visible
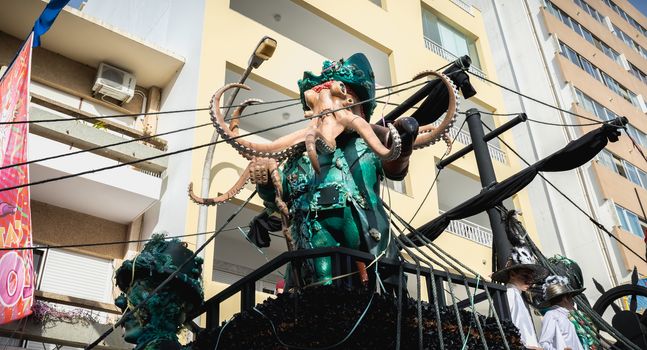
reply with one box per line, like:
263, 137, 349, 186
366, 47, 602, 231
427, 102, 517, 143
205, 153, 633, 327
0, 227, 249, 251
0, 99, 303, 171
624, 127, 647, 166
459, 109, 607, 127
408, 117, 468, 224
2, 80, 429, 193
9, 71, 442, 126
85, 190, 258, 350
465, 70, 601, 124
3, 98, 301, 125
481, 121, 647, 264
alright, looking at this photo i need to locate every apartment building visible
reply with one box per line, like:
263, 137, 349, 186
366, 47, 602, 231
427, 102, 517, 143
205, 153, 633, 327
0, 0, 205, 348
476, 0, 647, 306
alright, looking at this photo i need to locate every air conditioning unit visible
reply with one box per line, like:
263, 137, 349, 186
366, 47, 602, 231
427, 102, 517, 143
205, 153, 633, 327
92, 63, 136, 104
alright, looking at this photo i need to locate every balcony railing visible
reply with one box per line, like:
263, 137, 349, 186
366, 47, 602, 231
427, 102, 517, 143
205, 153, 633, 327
450, 0, 474, 16
423, 37, 487, 81
0, 290, 129, 349
440, 210, 493, 247
434, 123, 508, 164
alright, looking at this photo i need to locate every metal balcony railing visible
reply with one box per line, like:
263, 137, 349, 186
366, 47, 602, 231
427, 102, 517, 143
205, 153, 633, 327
434, 123, 508, 164
191, 246, 509, 329
439, 210, 493, 247
423, 37, 487, 81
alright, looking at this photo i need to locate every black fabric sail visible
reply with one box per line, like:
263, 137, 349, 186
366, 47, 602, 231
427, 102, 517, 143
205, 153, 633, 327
405, 122, 622, 246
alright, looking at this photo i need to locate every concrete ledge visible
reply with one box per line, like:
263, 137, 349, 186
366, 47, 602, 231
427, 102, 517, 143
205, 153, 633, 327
0, 317, 129, 350
30, 104, 168, 174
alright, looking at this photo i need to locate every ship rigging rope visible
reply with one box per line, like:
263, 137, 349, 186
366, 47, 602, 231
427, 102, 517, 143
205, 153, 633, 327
480, 121, 647, 265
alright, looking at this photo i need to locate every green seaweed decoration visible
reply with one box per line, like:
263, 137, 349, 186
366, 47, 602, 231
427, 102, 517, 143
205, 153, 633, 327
114, 234, 204, 350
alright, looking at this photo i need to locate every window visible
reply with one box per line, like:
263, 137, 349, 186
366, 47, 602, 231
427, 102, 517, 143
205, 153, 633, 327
602, 0, 647, 36
597, 149, 616, 170
385, 179, 407, 194
545, 2, 625, 71
615, 204, 645, 238
597, 149, 647, 190
575, 88, 647, 146
422, 8, 481, 68
559, 41, 640, 108
574, 0, 603, 23
560, 41, 641, 109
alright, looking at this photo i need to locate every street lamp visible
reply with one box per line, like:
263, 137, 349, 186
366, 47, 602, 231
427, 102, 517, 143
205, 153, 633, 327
195, 37, 277, 255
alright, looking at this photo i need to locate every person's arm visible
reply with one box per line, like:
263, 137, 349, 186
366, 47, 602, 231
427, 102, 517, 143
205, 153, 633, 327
539, 315, 564, 350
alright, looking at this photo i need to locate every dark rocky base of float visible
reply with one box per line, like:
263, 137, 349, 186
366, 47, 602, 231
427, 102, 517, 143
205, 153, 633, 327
193, 285, 523, 349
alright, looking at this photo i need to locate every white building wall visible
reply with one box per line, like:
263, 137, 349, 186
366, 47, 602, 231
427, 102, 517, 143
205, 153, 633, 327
472, 0, 621, 301
82, 0, 207, 237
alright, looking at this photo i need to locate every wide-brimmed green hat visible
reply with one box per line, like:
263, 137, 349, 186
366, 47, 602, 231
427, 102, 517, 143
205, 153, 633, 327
298, 53, 376, 118
115, 234, 204, 312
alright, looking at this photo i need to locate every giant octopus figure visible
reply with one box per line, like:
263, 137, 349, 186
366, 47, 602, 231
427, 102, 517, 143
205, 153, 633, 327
189, 53, 459, 286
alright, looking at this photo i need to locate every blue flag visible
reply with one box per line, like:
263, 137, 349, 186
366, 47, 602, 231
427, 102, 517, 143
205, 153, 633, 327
32, 0, 71, 47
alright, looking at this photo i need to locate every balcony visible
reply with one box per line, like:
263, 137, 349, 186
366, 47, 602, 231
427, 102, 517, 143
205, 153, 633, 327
440, 210, 493, 246
27, 84, 166, 224
423, 37, 487, 81
0, 291, 128, 349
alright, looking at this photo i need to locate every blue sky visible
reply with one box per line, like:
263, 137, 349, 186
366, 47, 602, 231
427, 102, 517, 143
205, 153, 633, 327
629, 0, 647, 18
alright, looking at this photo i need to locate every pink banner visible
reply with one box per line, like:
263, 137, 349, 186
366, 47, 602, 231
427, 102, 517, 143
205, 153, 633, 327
0, 33, 34, 325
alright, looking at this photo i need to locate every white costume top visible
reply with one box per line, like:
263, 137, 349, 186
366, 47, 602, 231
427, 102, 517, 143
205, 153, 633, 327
539, 306, 584, 350
506, 284, 540, 347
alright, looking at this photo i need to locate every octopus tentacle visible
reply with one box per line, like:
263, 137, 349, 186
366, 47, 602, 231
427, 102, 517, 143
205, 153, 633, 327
341, 115, 401, 161
268, 161, 294, 252
187, 164, 251, 206
228, 98, 262, 137
210, 84, 307, 161
410, 70, 460, 150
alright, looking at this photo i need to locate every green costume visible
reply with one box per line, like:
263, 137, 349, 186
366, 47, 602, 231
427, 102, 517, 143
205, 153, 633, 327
114, 234, 204, 350
258, 54, 398, 285
259, 135, 394, 283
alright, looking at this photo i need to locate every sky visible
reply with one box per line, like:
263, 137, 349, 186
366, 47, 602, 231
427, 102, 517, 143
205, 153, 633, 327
628, 0, 647, 18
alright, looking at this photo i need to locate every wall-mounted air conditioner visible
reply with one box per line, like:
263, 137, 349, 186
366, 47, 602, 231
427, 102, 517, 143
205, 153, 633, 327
92, 63, 136, 104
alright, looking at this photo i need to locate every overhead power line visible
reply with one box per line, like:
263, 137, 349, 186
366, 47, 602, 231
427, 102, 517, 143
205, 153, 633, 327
0, 227, 249, 251
1, 80, 429, 193
466, 70, 601, 124
2, 97, 302, 125
1, 99, 303, 171
85, 190, 258, 349
461, 109, 606, 127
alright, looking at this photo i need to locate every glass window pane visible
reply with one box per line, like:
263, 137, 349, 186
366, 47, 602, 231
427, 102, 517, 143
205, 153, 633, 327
598, 150, 616, 171
624, 161, 641, 185
639, 169, 647, 188
593, 101, 606, 120
627, 211, 643, 237
617, 205, 629, 229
